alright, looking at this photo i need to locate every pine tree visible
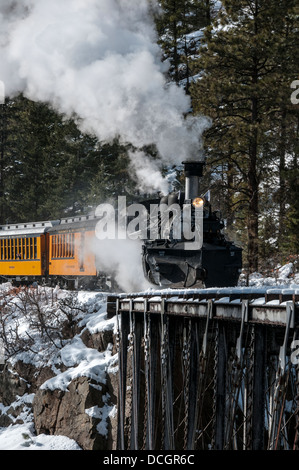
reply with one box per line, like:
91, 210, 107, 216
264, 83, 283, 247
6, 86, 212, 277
0, 96, 136, 224
155, 0, 213, 92
0, 96, 31, 223
191, 0, 299, 273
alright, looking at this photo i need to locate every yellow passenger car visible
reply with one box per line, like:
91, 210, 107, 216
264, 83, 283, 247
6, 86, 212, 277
47, 216, 99, 287
0, 221, 58, 283
0, 215, 110, 289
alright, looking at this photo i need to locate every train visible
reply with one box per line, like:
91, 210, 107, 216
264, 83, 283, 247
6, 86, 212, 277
0, 160, 242, 290
141, 161, 243, 288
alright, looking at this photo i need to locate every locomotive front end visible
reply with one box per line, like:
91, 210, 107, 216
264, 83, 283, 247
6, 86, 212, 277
142, 161, 242, 289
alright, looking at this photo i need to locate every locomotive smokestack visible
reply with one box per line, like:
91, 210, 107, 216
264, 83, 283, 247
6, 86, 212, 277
183, 161, 205, 200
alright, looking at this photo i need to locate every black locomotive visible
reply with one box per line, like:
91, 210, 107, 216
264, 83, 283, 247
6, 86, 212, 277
141, 161, 242, 288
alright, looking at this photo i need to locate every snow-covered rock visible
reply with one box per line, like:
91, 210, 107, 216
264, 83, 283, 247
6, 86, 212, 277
0, 284, 118, 450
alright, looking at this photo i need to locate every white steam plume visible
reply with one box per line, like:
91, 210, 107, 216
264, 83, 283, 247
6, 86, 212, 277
128, 151, 169, 194
93, 235, 151, 293
0, 0, 210, 192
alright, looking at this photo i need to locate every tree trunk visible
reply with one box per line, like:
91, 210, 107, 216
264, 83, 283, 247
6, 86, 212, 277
226, 161, 235, 238
171, 0, 179, 85
247, 127, 259, 273
278, 107, 287, 248
205, 0, 211, 25
247, 0, 259, 274
0, 102, 6, 224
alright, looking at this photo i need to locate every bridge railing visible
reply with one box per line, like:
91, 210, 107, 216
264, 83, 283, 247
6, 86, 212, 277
107, 287, 299, 450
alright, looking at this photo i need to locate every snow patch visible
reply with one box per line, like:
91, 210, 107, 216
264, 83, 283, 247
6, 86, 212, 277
85, 402, 117, 437
41, 337, 116, 391
0, 423, 81, 450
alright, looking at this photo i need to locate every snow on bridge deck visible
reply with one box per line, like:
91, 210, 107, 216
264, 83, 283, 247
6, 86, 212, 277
107, 285, 299, 327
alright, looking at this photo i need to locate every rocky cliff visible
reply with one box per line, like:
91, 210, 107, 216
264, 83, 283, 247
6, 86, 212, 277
0, 284, 118, 450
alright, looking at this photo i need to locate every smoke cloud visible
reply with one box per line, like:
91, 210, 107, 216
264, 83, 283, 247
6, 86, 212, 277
128, 151, 169, 194
0, 0, 212, 292
93, 235, 151, 293
0, 0, 210, 191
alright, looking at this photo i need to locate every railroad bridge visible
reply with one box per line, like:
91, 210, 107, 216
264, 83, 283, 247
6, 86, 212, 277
107, 286, 299, 451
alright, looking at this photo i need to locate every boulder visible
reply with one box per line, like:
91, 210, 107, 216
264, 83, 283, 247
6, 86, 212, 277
33, 375, 117, 450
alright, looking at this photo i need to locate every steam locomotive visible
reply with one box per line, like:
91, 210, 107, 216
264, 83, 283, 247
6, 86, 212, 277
0, 161, 242, 290
141, 161, 242, 288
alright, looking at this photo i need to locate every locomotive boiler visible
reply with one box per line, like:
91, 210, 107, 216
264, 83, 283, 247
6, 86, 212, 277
142, 161, 242, 288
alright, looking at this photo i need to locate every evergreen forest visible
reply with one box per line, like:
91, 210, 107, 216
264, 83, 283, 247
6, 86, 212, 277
0, 0, 298, 276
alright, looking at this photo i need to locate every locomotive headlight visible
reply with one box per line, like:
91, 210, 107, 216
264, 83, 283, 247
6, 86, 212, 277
192, 197, 204, 208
